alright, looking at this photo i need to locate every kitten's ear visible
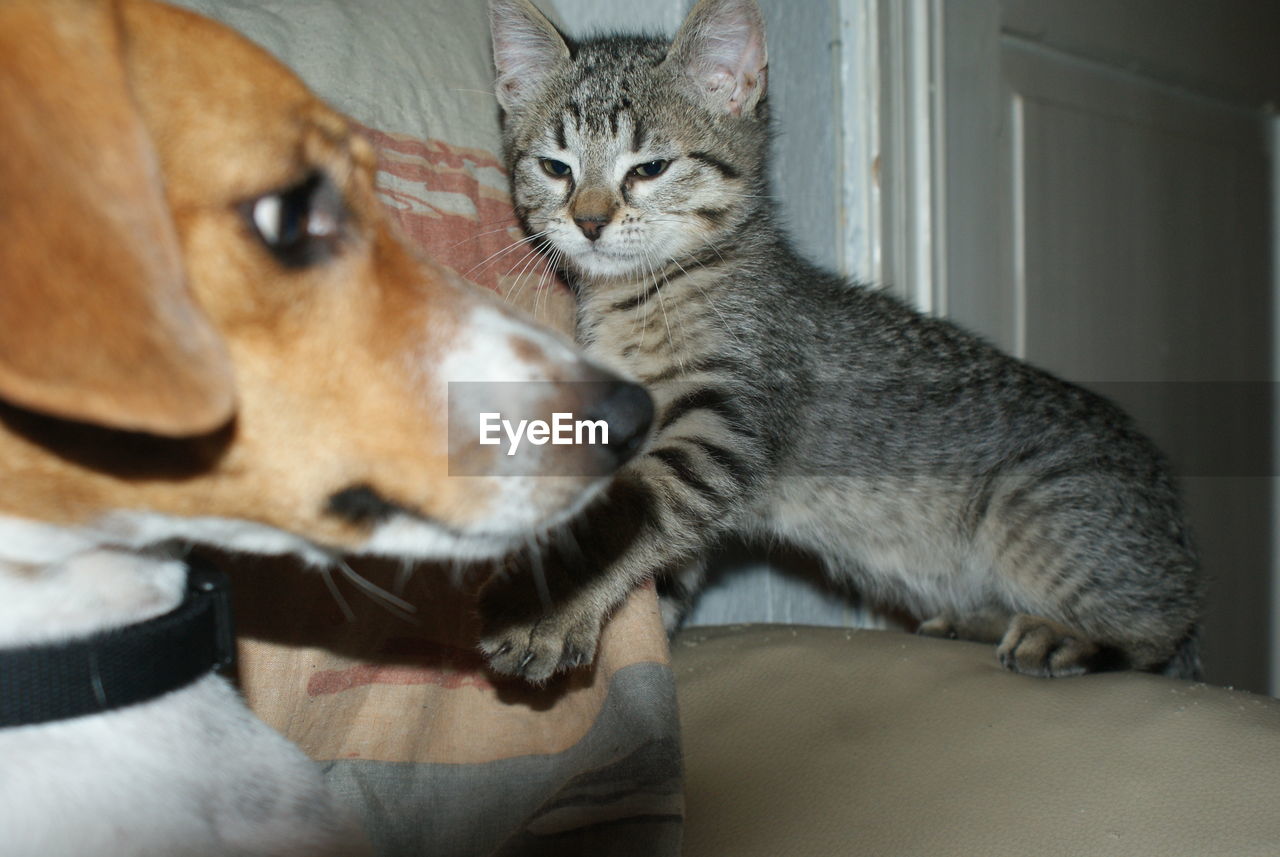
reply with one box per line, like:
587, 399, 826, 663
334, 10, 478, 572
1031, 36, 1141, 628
666, 0, 768, 117
489, 0, 570, 111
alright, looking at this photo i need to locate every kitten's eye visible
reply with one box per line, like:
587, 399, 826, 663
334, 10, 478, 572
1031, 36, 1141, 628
630, 160, 669, 179
245, 170, 346, 269
540, 158, 573, 178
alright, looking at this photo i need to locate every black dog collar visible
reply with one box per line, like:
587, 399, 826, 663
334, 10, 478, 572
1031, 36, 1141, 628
0, 556, 235, 728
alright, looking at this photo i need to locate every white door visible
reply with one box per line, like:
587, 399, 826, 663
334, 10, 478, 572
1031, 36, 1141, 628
929, 0, 1278, 692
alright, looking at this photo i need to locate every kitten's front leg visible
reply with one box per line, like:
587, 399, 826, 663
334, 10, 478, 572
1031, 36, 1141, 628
479, 444, 746, 683
478, 565, 622, 682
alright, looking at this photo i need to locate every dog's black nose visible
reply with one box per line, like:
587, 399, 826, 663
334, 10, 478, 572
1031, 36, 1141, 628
586, 379, 653, 468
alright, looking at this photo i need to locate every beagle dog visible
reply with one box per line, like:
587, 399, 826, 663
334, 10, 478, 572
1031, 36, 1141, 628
0, 0, 650, 854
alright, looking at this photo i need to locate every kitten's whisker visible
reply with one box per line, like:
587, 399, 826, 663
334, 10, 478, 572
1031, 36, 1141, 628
465, 230, 550, 278
629, 277, 647, 343
666, 252, 742, 348
696, 235, 729, 266
542, 248, 567, 319
621, 249, 653, 343
504, 244, 550, 309
450, 87, 502, 98
503, 244, 543, 290
657, 273, 688, 366
500, 236, 553, 293
643, 246, 685, 369
445, 222, 527, 250
498, 246, 544, 308
531, 246, 559, 321
635, 249, 662, 347
514, 241, 559, 312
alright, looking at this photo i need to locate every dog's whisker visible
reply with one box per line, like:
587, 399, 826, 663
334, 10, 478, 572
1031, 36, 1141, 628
445, 555, 467, 588
552, 522, 588, 577
392, 559, 415, 598
333, 556, 419, 623
525, 534, 553, 612
317, 563, 357, 622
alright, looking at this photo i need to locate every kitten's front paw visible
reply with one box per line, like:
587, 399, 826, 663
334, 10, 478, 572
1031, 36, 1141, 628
478, 588, 607, 684
996, 613, 1101, 678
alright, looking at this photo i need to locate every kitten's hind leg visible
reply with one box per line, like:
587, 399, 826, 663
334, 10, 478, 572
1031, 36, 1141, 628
916, 607, 1120, 677
972, 469, 1201, 678
996, 613, 1126, 678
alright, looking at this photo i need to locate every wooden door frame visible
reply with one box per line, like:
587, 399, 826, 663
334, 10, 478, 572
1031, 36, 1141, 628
843, 0, 1011, 334
840, 0, 954, 319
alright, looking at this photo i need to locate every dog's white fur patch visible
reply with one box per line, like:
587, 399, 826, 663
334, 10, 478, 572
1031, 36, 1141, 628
0, 546, 185, 646
0, 546, 368, 855
0, 517, 99, 567
3, 676, 366, 857
92, 509, 529, 565
440, 304, 583, 386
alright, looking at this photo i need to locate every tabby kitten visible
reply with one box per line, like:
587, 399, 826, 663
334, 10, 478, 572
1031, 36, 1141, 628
479, 0, 1203, 684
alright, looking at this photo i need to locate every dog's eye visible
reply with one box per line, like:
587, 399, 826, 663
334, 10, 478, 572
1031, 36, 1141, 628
540, 158, 573, 178
630, 160, 669, 179
246, 171, 345, 268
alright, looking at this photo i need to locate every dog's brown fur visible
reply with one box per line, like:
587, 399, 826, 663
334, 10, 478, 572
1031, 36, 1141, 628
0, 0, 616, 551
0, 0, 234, 435
0, 3, 651, 852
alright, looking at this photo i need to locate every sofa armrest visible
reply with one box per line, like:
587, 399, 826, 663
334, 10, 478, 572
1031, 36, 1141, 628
673, 624, 1280, 857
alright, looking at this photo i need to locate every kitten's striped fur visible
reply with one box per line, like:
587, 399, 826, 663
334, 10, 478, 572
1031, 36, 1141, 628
481, 0, 1203, 684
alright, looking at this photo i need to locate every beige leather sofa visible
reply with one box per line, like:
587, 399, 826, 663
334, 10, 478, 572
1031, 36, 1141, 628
673, 625, 1280, 857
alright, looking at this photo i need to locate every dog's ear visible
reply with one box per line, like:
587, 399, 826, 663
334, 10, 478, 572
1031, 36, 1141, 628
0, 0, 235, 436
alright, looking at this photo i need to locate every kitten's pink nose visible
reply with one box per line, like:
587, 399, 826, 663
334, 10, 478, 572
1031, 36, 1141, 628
574, 215, 609, 242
